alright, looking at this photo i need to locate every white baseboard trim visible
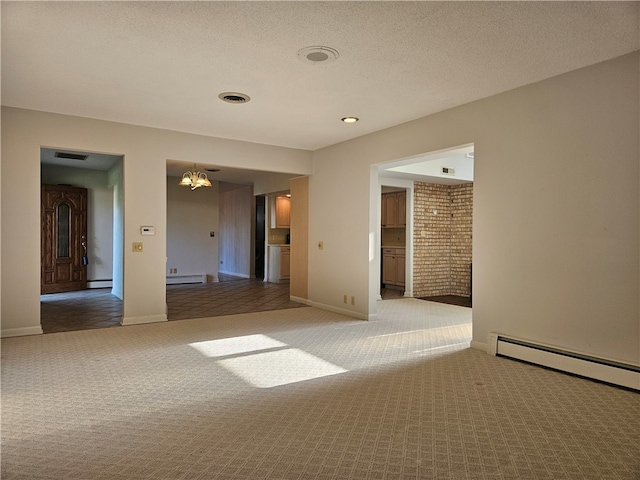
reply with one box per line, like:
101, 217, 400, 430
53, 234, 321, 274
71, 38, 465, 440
166, 274, 207, 285
307, 300, 368, 320
1, 326, 44, 338
290, 295, 311, 305
88, 280, 113, 289
470, 340, 488, 352
121, 314, 168, 326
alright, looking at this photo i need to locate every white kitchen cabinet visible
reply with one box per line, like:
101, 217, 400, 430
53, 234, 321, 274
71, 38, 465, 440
268, 245, 290, 283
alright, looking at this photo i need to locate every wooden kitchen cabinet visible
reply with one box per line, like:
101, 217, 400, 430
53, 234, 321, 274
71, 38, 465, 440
396, 191, 406, 226
382, 247, 405, 287
280, 246, 290, 279
271, 196, 291, 228
395, 250, 405, 287
381, 191, 406, 228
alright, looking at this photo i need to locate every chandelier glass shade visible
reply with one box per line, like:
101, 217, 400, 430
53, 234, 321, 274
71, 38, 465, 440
179, 164, 212, 190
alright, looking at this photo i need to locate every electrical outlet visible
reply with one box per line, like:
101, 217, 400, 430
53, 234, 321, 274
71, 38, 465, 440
343, 294, 347, 304
351, 296, 355, 305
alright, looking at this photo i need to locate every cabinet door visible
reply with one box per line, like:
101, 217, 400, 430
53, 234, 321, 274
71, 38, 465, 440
276, 196, 291, 228
396, 191, 406, 227
281, 248, 290, 279
396, 253, 405, 286
382, 194, 397, 227
383, 250, 396, 284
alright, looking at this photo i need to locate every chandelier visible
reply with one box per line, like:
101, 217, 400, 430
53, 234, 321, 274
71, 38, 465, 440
179, 164, 212, 190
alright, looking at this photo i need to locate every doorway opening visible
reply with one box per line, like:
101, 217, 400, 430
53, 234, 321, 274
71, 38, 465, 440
40, 147, 124, 333
377, 144, 474, 309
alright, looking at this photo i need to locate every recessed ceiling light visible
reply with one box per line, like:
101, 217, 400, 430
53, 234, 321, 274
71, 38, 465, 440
341, 117, 359, 124
297, 46, 339, 65
218, 92, 251, 104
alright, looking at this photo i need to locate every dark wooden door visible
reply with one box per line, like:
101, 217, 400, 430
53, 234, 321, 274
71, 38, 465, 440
41, 184, 88, 294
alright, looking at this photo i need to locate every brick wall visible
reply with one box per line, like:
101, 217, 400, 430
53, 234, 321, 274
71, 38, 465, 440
413, 182, 473, 297
451, 184, 473, 296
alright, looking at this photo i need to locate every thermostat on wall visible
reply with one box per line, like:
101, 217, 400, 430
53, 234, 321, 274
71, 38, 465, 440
141, 226, 155, 235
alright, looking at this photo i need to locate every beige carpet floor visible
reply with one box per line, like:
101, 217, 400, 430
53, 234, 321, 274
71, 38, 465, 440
2, 299, 639, 479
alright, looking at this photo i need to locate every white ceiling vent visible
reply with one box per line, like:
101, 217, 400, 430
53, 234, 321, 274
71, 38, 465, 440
218, 92, 251, 104
442, 167, 455, 175
297, 46, 339, 65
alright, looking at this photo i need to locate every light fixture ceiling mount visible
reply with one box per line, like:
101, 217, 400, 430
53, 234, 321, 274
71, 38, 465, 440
179, 164, 212, 190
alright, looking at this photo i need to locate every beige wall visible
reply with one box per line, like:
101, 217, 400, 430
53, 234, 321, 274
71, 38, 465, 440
219, 184, 253, 278
166, 176, 220, 281
41, 164, 115, 285
1, 53, 638, 368
309, 52, 639, 365
0, 109, 311, 336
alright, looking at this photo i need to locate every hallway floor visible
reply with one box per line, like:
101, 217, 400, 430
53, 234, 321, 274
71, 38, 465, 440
40, 274, 304, 334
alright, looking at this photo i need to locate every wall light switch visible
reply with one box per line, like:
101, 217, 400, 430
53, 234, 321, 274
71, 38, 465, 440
132, 242, 143, 252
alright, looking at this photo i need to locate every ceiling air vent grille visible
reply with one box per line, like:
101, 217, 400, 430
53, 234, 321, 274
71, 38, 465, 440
218, 92, 251, 104
55, 152, 88, 161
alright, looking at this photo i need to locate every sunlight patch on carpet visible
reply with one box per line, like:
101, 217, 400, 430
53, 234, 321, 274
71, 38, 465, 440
219, 348, 347, 388
189, 334, 287, 357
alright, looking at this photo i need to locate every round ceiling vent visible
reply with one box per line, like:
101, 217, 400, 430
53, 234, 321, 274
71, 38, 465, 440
297, 46, 339, 65
218, 92, 251, 104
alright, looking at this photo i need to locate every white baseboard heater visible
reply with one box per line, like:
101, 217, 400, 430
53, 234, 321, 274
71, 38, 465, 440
488, 333, 639, 391
166, 274, 207, 285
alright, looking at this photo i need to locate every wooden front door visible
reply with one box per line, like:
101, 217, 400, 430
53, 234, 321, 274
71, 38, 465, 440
41, 184, 88, 294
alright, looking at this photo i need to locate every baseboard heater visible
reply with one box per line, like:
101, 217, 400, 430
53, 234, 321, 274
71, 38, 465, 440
166, 274, 207, 285
488, 333, 639, 390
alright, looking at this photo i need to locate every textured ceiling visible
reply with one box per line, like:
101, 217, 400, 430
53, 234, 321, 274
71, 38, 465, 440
2, 1, 638, 153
